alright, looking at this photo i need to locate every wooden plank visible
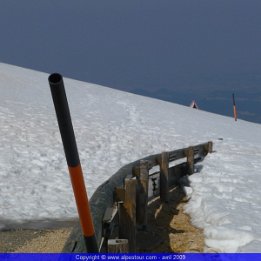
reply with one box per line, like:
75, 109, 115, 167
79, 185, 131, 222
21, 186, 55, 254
136, 160, 149, 229
159, 152, 169, 202
193, 142, 208, 155
132, 165, 139, 177
208, 141, 213, 153
169, 148, 185, 161
103, 205, 118, 223
119, 178, 136, 252
147, 160, 155, 170
108, 239, 129, 253
202, 143, 208, 155
168, 163, 187, 187
114, 187, 125, 202
186, 147, 194, 175
102, 205, 119, 253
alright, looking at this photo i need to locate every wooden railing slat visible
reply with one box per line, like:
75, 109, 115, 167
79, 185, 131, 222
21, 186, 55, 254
159, 152, 169, 203
119, 177, 137, 252
136, 160, 149, 229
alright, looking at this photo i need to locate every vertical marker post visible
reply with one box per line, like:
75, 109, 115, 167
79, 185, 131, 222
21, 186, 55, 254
232, 93, 238, 121
48, 73, 98, 253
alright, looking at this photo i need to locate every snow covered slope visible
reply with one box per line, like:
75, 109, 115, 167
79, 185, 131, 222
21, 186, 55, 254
1, 63, 261, 252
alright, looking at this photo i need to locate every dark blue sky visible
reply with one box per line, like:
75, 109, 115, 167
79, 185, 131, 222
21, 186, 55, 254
1, 1, 261, 123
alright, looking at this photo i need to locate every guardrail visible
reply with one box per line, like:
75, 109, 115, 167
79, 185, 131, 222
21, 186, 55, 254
63, 141, 213, 253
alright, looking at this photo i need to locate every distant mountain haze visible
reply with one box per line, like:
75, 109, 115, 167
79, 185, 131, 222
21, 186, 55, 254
0, 0, 260, 122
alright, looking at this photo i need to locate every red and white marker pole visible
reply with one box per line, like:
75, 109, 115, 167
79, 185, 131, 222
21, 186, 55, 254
49, 73, 98, 253
232, 93, 238, 121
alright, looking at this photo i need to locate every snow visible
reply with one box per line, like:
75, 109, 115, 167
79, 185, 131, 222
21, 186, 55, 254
1, 63, 261, 252
185, 140, 261, 252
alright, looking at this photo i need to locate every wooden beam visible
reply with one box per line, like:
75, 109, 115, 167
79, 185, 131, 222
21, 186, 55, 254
169, 148, 185, 161
136, 160, 149, 229
208, 141, 213, 153
119, 178, 136, 252
108, 239, 129, 253
186, 147, 194, 175
114, 187, 125, 203
168, 162, 187, 187
159, 152, 169, 202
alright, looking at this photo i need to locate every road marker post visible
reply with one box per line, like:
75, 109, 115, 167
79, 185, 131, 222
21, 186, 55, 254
49, 73, 98, 253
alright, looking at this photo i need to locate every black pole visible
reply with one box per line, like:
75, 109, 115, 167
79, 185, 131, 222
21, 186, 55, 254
48, 73, 98, 253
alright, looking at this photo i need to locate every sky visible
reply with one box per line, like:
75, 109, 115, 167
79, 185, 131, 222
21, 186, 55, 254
0, 0, 261, 123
